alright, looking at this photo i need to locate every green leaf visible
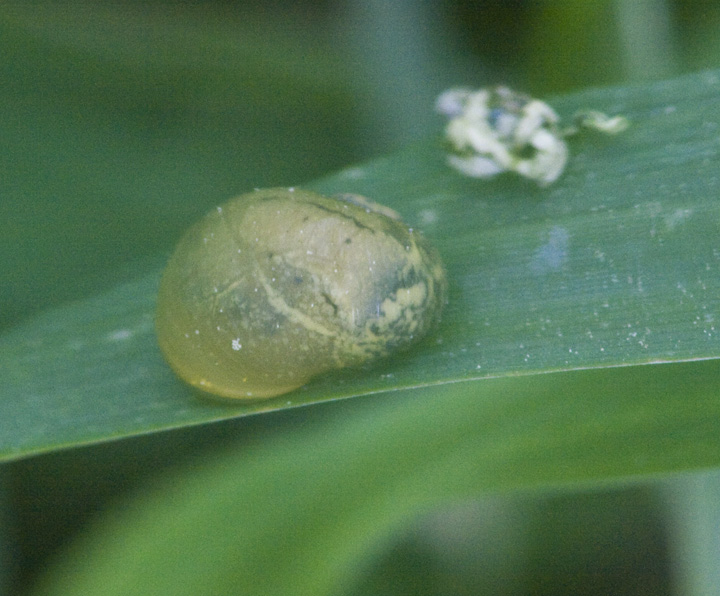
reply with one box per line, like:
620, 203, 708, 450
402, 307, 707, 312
3, 69, 720, 460
31, 360, 720, 596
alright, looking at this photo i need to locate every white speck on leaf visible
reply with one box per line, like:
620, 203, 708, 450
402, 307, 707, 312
419, 209, 439, 225
107, 329, 132, 341
531, 226, 570, 273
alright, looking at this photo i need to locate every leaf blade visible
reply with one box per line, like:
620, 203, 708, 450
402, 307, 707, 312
3, 69, 720, 459
32, 360, 720, 596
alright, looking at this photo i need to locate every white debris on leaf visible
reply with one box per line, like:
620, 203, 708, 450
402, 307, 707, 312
567, 110, 630, 135
436, 86, 628, 186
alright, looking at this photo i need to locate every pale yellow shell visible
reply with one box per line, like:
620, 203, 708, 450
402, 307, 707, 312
156, 188, 447, 399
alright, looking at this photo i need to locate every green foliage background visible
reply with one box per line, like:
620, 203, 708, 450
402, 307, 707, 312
2, 1, 720, 595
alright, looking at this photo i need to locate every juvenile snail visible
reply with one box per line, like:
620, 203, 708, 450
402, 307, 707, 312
156, 188, 447, 399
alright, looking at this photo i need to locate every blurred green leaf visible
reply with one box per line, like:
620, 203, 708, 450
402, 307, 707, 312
31, 360, 720, 596
0, 4, 357, 329
3, 69, 720, 460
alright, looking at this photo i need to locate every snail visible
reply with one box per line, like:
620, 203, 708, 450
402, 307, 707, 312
156, 188, 447, 399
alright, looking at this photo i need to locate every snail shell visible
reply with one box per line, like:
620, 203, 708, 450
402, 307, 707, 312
156, 188, 447, 399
